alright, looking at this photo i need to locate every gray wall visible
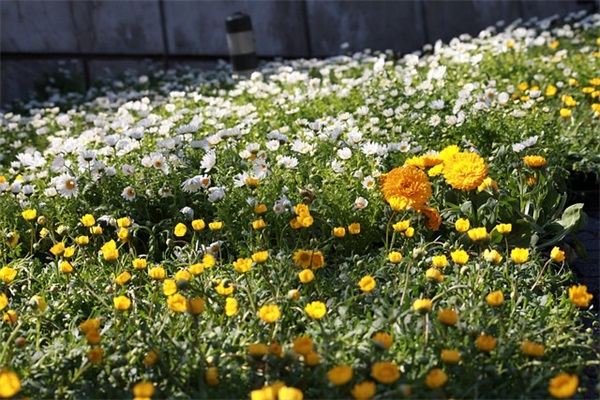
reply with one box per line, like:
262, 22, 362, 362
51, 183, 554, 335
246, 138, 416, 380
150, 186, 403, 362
1, 0, 597, 107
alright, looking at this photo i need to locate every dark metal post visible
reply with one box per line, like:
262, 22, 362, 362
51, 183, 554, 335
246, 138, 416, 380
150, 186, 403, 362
225, 12, 258, 77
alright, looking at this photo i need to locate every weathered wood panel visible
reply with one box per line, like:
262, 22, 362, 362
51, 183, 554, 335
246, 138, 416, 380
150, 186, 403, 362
422, 0, 521, 44
163, 0, 310, 57
306, 0, 426, 56
0, 0, 164, 54
0, 59, 84, 106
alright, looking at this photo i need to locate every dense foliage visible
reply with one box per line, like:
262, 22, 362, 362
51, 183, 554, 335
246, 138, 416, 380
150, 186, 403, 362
0, 10, 598, 400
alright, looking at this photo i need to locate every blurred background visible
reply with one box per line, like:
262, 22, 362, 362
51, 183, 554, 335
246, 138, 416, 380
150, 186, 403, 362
1, 0, 598, 108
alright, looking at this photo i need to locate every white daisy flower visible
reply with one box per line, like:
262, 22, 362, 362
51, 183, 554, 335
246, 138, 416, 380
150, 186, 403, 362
277, 156, 298, 169
122, 186, 136, 201
354, 196, 369, 209
337, 147, 352, 160
361, 176, 376, 190
53, 173, 79, 198
201, 150, 216, 172
181, 176, 203, 193
207, 186, 225, 203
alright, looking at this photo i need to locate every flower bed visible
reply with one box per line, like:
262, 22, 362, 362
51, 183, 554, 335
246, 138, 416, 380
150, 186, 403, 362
0, 11, 599, 400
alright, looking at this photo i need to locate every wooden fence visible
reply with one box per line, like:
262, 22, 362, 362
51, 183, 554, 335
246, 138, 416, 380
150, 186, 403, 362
1, 0, 597, 107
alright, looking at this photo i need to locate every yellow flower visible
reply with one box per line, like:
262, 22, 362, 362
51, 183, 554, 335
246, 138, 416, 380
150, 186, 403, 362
432, 255, 447, 268
3, 310, 18, 324
258, 304, 280, 323
413, 298, 432, 313
351, 381, 376, 400
225, 297, 238, 316
115, 271, 131, 285
215, 279, 234, 296
252, 219, 266, 230
0, 369, 21, 399
441, 349, 461, 364
455, 218, 470, 232
192, 219, 206, 231
358, 275, 376, 292
477, 177, 498, 192
568, 285, 593, 308
63, 246, 76, 259
117, 228, 129, 243
548, 373, 578, 399
269, 342, 282, 356
174, 223, 187, 237
311, 251, 325, 269
278, 386, 303, 400
426, 368, 448, 389
163, 279, 177, 296
189, 263, 204, 275
437, 309, 458, 326
468, 227, 488, 241
450, 249, 469, 265
523, 155, 547, 168
560, 108, 572, 118
293, 336, 314, 356
90, 225, 103, 235
142, 349, 159, 367
101, 240, 119, 262
370, 361, 400, 384
251, 250, 269, 263
133, 381, 154, 400
496, 223, 512, 234
305, 301, 327, 319
372, 332, 392, 349
348, 223, 361, 235
388, 251, 403, 263
50, 241, 66, 256
403, 227, 415, 237
113, 295, 131, 311
476, 334, 497, 352
86, 330, 101, 345
233, 258, 252, 273
167, 294, 187, 312
333, 227, 346, 238
254, 204, 268, 214
60, 260, 73, 274
205, 367, 219, 387
133, 258, 147, 270
510, 248, 529, 264
248, 343, 269, 357
31, 294, 47, 312
551, 247, 566, 263
392, 219, 411, 232
443, 151, 488, 191
425, 268, 444, 283
21, 209, 37, 221
327, 365, 353, 385
187, 297, 205, 315
0, 293, 8, 311
79, 318, 100, 334
117, 217, 132, 228
380, 165, 432, 210
298, 269, 315, 284
486, 290, 504, 307
421, 206, 441, 231
484, 249, 503, 264
521, 341, 545, 357
293, 249, 314, 268
149, 267, 166, 280
88, 347, 104, 364
175, 270, 190, 281
203, 254, 216, 268
6, 232, 19, 249
0, 267, 17, 284
304, 351, 320, 367
209, 221, 223, 231
546, 85, 558, 97
80, 214, 96, 227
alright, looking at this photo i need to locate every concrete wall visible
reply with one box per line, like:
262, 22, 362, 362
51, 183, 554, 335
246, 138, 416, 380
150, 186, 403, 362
1, 0, 597, 107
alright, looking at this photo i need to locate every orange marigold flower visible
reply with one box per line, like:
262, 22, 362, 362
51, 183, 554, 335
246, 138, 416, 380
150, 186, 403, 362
523, 155, 547, 168
380, 165, 432, 210
548, 373, 578, 399
420, 206, 441, 231
568, 285, 594, 308
443, 151, 488, 191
